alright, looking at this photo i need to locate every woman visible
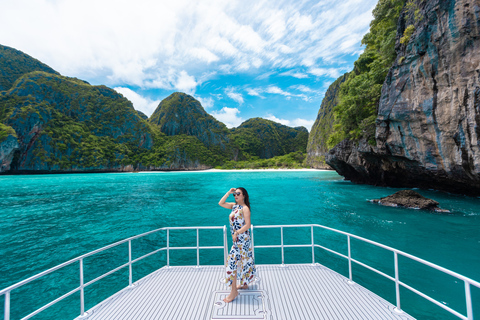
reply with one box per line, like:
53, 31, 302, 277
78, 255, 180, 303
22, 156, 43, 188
218, 187, 257, 303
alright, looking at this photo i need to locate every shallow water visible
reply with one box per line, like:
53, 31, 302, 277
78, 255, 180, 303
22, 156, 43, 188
0, 171, 479, 319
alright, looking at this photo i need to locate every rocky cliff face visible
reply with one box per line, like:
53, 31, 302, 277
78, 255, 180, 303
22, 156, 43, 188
149, 92, 230, 150
306, 73, 348, 168
0, 44, 59, 92
2, 72, 153, 172
327, 0, 480, 195
230, 118, 308, 159
0, 125, 19, 172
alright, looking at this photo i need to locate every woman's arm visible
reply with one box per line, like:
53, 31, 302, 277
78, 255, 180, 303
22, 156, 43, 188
218, 188, 236, 209
235, 206, 251, 234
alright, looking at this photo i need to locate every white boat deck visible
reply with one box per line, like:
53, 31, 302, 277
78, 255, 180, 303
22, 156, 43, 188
77, 263, 415, 320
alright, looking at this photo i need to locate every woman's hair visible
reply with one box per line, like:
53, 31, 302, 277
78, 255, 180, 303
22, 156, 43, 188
235, 187, 251, 210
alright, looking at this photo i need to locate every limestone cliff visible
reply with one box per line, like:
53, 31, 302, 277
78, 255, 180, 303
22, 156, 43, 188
306, 73, 348, 168
2, 71, 153, 172
230, 118, 308, 159
0, 44, 59, 92
326, 0, 480, 196
0, 124, 19, 172
149, 92, 230, 151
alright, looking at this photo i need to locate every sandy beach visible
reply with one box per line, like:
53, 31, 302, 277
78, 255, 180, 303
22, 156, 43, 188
137, 168, 330, 173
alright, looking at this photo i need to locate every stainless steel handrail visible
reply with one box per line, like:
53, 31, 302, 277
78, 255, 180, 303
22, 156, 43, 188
252, 224, 480, 320
1, 225, 226, 320
2, 224, 479, 320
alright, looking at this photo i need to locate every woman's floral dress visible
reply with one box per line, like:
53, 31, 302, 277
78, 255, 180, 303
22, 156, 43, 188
225, 204, 257, 287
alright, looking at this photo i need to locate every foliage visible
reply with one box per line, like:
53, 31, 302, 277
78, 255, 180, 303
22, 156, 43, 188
307, 73, 348, 165
0, 123, 16, 143
0, 45, 311, 171
219, 151, 308, 170
328, 0, 406, 148
0, 44, 59, 92
229, 118, 308, 160
400, 25, 415, 44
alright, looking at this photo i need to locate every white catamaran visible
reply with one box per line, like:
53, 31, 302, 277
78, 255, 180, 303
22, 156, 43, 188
1, 224, 479, 319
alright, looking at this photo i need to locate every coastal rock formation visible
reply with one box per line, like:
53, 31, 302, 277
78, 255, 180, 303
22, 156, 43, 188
306, 73, 348, 169
149, 92, 230, 150
0, 44, 59, 91
230, 118, 308, 159
371, 190, 450, 212
0, 44, 310, 172
0, 125, 19, 172
327, 0, 480, 196
1, 71, 153, 172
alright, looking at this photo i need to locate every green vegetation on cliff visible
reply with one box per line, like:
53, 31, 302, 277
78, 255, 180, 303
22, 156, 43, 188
306, 73, 348, 167
0, 123, 16, 143
1, 46, 310, 172
219, 151, 307, 169
0, 44, 59, 92
327, 0, 406, 148
229, 118, 308, 160
1, 71, 154, 170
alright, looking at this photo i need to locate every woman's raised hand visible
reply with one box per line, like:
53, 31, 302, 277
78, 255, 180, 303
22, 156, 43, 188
229, 188, 236, 194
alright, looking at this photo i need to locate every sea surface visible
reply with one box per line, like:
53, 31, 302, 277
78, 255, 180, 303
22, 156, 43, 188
0, 170, 479, 320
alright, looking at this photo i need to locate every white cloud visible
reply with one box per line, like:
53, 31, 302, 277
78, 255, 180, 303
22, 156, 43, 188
0, 0, 377, 91
308, 68, 343, 78
266, 86, 291, 96
246, 88, 264, 98
190, 47, 220, 64
175, 71, 198, 94
265, 114, 291, 126
196, 96, 214, 109
279, 70, 309, 79
265, 114, 315, 131
291, 85, 314, 93
291, 118, 315, 131
114, 87, 160, 117
211, 107, 244, 128
225, 87, 244, 105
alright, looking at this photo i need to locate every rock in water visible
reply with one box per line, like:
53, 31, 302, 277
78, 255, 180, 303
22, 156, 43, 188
372, 190, 450, 212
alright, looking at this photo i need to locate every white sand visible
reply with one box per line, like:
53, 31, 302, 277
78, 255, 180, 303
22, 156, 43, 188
138, 168, 330, 173
203, 168, 329, 172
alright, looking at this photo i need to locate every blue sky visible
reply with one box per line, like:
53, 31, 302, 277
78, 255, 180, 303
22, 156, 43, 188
0, 0, 378, 130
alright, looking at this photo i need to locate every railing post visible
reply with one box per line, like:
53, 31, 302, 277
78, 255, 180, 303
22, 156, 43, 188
4, 291, 10, 320
251, 225, 255, 260
311, 225, 314, 265
281, 227, 284, 266
465, 281, 473, 320
196, 228, 200, 267
128, 240, 132, 286
224, 226, 228, 267
167, 228, 170, 268
347, 235, 352, 282
394, 252, 402, 313
80, 259, 84, 317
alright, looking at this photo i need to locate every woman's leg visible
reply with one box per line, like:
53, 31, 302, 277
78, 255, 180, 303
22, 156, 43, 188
224, 270, 239, 303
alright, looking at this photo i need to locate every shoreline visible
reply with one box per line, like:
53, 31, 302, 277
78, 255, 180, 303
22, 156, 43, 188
138, 168, 330, 173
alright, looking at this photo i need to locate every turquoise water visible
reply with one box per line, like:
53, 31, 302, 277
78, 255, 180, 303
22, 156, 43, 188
0, 171, 479, 319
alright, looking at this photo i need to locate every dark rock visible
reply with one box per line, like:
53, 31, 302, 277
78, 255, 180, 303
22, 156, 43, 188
371, 190, 450, 212
327, 0, 480, 196
0, 133, 19, 172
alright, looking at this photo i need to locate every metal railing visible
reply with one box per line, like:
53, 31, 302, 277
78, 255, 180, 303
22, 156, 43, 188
1, 224, 479, 320
251, 224, 480, 320
0, 226, 227, 320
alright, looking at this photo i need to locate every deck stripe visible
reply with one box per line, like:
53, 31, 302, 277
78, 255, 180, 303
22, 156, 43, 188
78, 264, 415, 320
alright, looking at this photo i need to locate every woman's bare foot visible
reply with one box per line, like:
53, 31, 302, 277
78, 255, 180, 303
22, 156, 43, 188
237, 284, 248, 290
223, 292, 239, 303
